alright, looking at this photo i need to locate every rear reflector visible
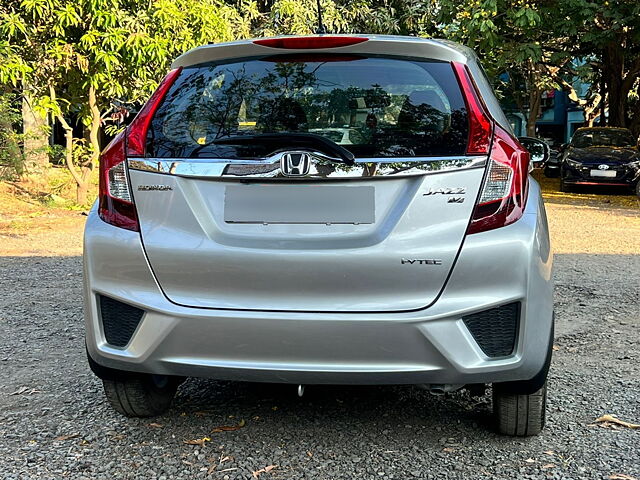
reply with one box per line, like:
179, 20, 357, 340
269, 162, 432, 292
253, 36, 368, 50
452, 62, 493, 155
126, 67, 183, 157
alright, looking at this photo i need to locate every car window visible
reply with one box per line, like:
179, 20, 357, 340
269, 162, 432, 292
571, 129, 636, 148
148, 55, 469, 159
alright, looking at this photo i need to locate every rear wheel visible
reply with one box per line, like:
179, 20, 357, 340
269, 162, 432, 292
102, 373, 180, 417
493, 381, 547, 436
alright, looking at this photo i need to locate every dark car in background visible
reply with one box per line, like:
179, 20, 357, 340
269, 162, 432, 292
554, 127, 640, 192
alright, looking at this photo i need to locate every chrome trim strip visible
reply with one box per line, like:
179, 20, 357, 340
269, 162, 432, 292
128, 155, 487, 180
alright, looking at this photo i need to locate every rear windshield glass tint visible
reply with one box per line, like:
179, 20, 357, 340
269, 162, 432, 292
148, 55, 469, 159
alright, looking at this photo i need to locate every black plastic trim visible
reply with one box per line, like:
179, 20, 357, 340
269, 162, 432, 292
494, 313, 555, 395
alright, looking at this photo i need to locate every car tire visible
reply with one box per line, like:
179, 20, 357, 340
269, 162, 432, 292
102, 373, 180, 417
492, 381, 547, 436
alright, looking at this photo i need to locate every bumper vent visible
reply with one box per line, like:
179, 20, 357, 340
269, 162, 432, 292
463, 302, 520, 357
99, 295, 144, 347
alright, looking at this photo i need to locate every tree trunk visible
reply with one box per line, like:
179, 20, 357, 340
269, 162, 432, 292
49, 85, 91, 204
60, 122, 85, 203
584, 98, 601, 127
599, 68, 607, 126
76, 180, 89, 204
74, 85, 102, 206
525, 61, 543, 137
604, 42, 626, 127
629, 102, 640, 139
88, 86, 101, 168
526, 86, 541, 137
21, 91, 50, 175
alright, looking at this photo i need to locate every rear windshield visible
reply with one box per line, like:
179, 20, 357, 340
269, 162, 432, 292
571, 129, 636, 148
148, 55, 469, 159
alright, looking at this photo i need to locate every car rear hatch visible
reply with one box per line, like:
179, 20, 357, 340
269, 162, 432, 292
121, 37, 502, 312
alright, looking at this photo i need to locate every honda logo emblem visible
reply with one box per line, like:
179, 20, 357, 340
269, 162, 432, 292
280, 152, 311, 177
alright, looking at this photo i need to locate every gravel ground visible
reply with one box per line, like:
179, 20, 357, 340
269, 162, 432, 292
1, 199, 639, 479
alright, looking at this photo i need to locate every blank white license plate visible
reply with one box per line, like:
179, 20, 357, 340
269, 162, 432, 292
590, 169, 616, 178
224, 185, 375, 224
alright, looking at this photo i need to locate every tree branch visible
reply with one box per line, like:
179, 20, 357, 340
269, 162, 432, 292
48, 85, 83, 186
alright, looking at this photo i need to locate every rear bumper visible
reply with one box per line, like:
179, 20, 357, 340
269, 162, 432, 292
84, 180, 553, 385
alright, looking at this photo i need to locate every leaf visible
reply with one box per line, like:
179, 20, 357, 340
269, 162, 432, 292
212, 426, 240, 433
183, 437, 211, 446
543, 450, 555, 455
542, 464, 556, 469
609, 475, 638, 480
592, 414, 640, 429
212, 420, 246, 433
525, 458, 535, 463
252, 465, 277, 478
54, 433, 79, 441
148, 423, 163, 428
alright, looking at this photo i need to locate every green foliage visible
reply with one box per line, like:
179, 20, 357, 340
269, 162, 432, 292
0, 0, 256, 129
0, 0, 639, 198
0, 93, 25, 180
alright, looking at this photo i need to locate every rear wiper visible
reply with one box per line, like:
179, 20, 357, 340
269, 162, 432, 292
213, 132, 356, 166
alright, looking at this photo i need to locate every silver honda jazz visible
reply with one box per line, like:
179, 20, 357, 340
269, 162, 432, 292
84, 35, 553, 436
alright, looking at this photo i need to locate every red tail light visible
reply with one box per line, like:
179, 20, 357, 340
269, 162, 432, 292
99, 68, 182, 230
452, 62, 493, 155
451, 62, 529, 233
98, 131, 139, 231
467, 126, 530, 234
253, 36, 368, 50
126, 67, 182, 156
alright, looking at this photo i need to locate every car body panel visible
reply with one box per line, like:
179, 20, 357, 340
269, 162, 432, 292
129, 164, 484, 312
84, 180, 553, 385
